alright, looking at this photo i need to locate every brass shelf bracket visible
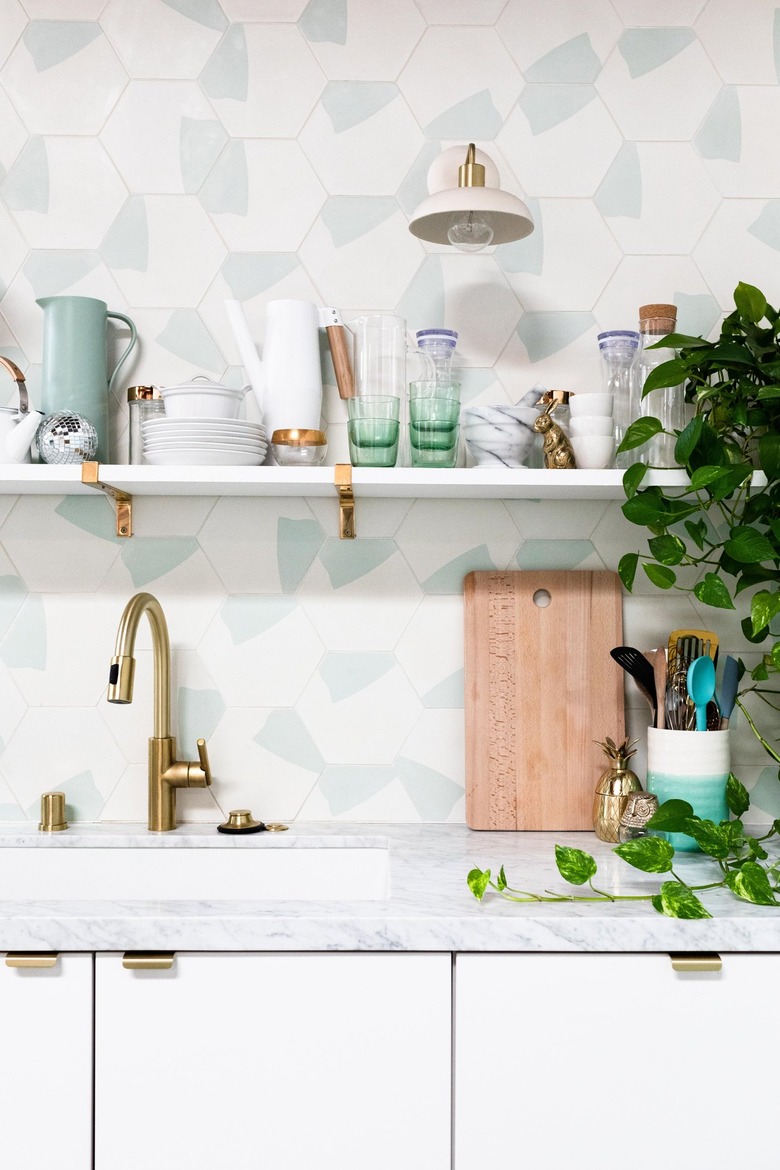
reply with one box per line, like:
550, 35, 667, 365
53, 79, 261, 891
670, 952, 722, 973
334, 463, 355, 539
81, 462, 133, 537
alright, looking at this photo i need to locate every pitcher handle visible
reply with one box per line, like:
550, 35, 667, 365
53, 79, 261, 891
106, 311, 138, 393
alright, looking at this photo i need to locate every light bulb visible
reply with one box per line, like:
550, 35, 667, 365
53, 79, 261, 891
447, 211, 494, 252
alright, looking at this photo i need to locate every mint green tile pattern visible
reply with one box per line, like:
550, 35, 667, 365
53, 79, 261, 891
0, 3, 775, 825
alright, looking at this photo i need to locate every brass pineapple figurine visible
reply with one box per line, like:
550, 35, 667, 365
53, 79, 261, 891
593, 737, 642, 842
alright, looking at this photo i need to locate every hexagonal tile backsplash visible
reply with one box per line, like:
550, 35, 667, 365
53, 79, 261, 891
0, 1, 777, 824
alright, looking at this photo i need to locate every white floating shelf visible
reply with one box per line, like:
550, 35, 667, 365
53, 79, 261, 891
0, 464, 696, 500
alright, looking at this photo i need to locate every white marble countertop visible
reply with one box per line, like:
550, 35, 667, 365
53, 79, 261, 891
0, 822, 778, 953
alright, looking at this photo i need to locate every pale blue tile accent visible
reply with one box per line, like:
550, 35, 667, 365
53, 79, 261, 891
422, 545, 496, 594
320, 196, 397, 247
177, 686, 226, 758
200, 23, 248, 101
0, 576, 27, 640
458, 368, 499, 407
0, 596, 46, 670
24, 250, 101, 296
319, 651, 394, 702
180, 116, 228, 194
199, 140, 247, 214
55, 496, 121, 541
424, 90, 503, 140
156, 309, 224, 371
60, 770, 103, 822
517, 539, 595, 569
397, 140, 442, 217
396, 257, 445, 334
749, 201, 780, 251
278, 517, 325, 593
746, 766, 780, 818
595, 143, 642, 219
23, 21, 100, 72
775, 9, 780, 83
519, 84, 595, 135
0, 802, 24, 821
299, 0, 347, 45
423, 668, 464, 709
222, 253, 298, 300
396, 758, 462, 821
675, 292, 721, 338
516, 311, 594, 362
120, 537, 199, 587
495, 195, 543, 274
163, 0, 227, 31
101, 196, 150, 272
525, 33, 601, 83
317, 766, 394, 815
618, 27, 695, 78
318, 538, 395, 589
220, 595, 297, 645
2, 137, 49, 213
321, 81, 398, 133
694, 86, 741, 161
254, 709, 324, 772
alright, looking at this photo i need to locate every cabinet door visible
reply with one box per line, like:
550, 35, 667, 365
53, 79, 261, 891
96, 951, 451, 1170
456, 953, 780, 1170
0, 953, 93, 1167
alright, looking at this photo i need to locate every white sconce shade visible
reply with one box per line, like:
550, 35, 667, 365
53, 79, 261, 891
408, 143, 534, 252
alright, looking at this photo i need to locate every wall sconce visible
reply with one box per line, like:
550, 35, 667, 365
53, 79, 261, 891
408, 143, 534, 253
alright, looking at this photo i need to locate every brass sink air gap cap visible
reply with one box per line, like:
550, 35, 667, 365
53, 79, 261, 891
217, 809, 266, 835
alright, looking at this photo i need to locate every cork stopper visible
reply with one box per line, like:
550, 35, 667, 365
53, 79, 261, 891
639, 304, 677, 322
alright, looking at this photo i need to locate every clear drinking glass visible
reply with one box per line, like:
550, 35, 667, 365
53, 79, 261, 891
347, 395, 400, 467
598, 331, 640, 469
409, 392, 460, 468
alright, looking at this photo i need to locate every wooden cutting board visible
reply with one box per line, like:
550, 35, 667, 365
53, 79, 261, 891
464, 570, 625, 831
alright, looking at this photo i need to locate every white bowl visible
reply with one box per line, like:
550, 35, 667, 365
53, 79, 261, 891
571, 435, 615, 469
145, 447, 264, 467
569, 393, 613, 418
161, 379, 248, 420
569, 416, 614, 437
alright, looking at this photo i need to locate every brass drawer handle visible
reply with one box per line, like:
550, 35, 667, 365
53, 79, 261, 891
5, 953, 59, 968
670, 952, 722, 973
122, 952, 175, 971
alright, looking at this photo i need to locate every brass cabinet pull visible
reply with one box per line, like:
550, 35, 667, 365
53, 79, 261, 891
122, 952, 175, 970
670, 952, 722, 973
5, 953, 59, 968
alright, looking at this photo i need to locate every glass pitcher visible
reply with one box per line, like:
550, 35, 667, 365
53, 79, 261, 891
350, 315, 435, 397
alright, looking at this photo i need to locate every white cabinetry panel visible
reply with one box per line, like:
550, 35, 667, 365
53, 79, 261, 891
96, 951, 451, 1170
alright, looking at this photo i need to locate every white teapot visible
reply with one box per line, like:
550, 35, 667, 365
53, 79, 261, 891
0, 357, 45, 464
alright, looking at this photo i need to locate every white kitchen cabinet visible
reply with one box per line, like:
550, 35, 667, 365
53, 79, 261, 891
0, 953, 93, 1167
95, 951, 451, 1170
455, 953, 780, 1169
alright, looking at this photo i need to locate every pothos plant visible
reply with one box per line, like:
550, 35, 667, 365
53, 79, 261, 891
469, 281, 780, 919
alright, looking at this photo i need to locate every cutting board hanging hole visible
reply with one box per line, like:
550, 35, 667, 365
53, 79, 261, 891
533, 589, 552, 608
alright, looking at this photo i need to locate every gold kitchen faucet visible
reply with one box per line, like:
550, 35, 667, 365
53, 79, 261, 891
107, 592, 212, 831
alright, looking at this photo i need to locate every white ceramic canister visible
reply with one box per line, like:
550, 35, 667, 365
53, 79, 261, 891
645, 727, 731, 852
257, 299, 323, 439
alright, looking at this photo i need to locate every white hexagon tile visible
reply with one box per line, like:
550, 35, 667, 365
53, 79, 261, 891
0, 0, 777, 823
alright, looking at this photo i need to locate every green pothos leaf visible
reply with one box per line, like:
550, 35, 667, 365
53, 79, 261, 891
555, 845, 597, 886
646, 799, 695, 832
654, 881, 713, 920
496, 865, 507, 892
683, 819, 731, 859
618, 552, 639, 592
467, 868, 491, 901
727, 773, 750, 818
614, 836, 675, 874
694, 572, 736, 610
725, 862, 777, 906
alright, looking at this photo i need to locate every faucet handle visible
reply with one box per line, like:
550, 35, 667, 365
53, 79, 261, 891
189, 737, 212, 788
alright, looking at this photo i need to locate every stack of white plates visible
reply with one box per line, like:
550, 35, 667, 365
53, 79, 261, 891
141, 418, 267, 467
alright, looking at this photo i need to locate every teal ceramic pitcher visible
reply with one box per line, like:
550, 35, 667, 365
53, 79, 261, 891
37, 295, 137, 463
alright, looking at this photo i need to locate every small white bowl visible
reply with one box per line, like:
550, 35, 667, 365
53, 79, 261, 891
569, 416, 614, 437
571, 435, 615, 469
161, 378, 248, 420
569, 393, 613, 419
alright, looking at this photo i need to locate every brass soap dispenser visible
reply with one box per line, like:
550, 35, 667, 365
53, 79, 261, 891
593, 737, 642, 843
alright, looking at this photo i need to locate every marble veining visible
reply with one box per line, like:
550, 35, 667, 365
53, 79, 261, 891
0, 823, 778, 953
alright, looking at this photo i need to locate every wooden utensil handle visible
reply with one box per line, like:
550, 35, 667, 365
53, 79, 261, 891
326, 325, 354, 399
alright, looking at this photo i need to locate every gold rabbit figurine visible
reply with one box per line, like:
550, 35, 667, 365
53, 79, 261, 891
533, 401, 576, 469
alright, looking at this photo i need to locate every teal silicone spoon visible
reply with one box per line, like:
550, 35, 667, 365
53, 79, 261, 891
718, 655, 740, 728
687, 656, 716, 732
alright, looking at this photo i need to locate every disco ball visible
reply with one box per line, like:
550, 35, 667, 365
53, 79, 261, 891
37, 411, 98, 465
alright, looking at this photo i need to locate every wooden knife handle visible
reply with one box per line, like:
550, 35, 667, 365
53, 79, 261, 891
326, 325, 354, 399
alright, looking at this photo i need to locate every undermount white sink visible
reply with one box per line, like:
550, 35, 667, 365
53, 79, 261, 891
0, 843, 390, 902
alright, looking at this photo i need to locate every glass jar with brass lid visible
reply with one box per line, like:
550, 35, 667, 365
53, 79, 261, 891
127, 385, 164, 465
270, 428, 328, 466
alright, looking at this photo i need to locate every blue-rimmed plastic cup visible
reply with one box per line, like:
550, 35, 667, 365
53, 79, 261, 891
645, 727, 730, 852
